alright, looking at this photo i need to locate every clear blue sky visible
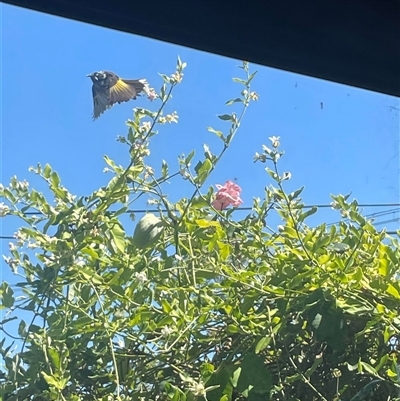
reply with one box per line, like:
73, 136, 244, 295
1, 4, 399, 286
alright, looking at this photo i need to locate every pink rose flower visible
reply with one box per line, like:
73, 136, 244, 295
212, 180, 243, 210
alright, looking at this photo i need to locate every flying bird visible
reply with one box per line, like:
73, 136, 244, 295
87, 70, 148, 119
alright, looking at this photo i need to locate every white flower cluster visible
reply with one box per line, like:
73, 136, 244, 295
0, 202, 10, 217
135, 271, 147, 284
159, 111, 178, 124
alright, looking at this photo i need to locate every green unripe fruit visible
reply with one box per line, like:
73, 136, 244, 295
132, 213, 164, 249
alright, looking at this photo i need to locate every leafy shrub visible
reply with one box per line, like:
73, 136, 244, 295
1, 59, 399, 401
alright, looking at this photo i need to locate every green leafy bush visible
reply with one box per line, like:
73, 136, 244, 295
1, 59, 399, 401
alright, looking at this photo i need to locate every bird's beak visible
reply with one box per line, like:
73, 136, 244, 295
87, 73, 93, 77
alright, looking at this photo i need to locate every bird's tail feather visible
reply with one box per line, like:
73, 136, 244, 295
121, 79, 148, 97
109, 79, 148, 104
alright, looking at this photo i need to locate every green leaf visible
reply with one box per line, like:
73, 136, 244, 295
386, 283, 400, 299
232, 78, 246, 85
265, 167, 278, 181
194, 159, 213, 184
196, 219, 220, 228
51, 171, 60, 188
287, 187, 304, 201
217, 114, 233, 121
127, 126, 135, 143
48, 348, 61, 370
41, 372, 63, 390
161, 299, 172, 313
304, 354, 323, 378
298, 207, 318, 222
43, 163, 52, 179
226, 324, 239, 334
185, 150, 195, 165
111, 223, 126, 253
230, 367, 242, 387
0, 316, 17, 326
236, 353, 272, 394
205, 364, 236, 401
161, 159, 169, 178
159, 73, 171, 84
0, 282, 14, 308
160, 82, 167, 100
218, 241, 231, 260
18, 319, 27, 336
255, 337, 271, 354
278, 225, 298, 239
226, 98, 242, 106
208, 127, 225, 140
328, 242, 350, 253
246, 71, 258, 86
310, 307, 345, 352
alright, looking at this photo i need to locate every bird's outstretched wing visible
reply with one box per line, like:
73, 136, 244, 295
92, 85, 110, 120
109, 79, 147, 105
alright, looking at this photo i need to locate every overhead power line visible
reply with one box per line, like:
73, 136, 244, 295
1, 203, 399, 240
4, 202, 400, 216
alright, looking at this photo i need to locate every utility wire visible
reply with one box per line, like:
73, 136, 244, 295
326, 207, 400, 228
1, 203, 399, 240
4, 203, 400, 216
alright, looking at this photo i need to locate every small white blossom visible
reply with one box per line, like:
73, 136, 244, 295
341, 210, 349, 218
164, 111, 179, 123
135, 271, 147, 284
134, 141, 150, 157
253, 152, 267, 163
141, 121, 152, 132
143, 86, 158, 101
179, 167, 190, 179
103, 167, 111, 173
188, 381, 206, 397
67, 192, 77, 202
14, 230, 27, 246
43, 255, 56, 266
3, 255, 19, 273
330, 201, 340, 210
269, 136, 280, 148
27, 242, 39, 249
50, 236, 58, 244
75, 258, 86, 267
170, 72, 183, 83
144, 166, 154, 179
41, 235, 57, 245
249, 91, 259, 101
9, 242, 16, 252
13, 179, 29, 191
161, 325, 173, 337
0, 202, 10, 217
